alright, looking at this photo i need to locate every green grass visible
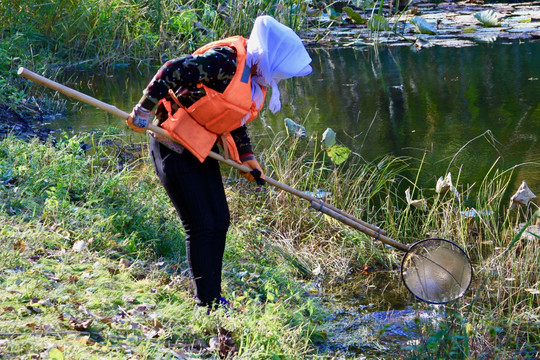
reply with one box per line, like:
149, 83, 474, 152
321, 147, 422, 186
0, 133, 323, 359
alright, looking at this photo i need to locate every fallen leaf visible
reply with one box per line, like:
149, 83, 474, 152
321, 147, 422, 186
49, 348, 65, 360
123, 295, 136, 304
26, 305, 42, 314
72, 240, 88, 252
435, 173, 458, 196
68, 317, 93, 331
119, 258, 131, 269
510, 181, 536, 209
2, 307, 15, 314
153, 318, 163, 329
100, 316, 112, 327
76, 336, 90, 345
13, 239, 26, 252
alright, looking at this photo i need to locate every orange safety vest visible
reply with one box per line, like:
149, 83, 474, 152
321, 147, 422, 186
160, 35, 267, 163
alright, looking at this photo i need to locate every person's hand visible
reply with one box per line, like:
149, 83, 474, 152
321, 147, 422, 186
126, 104, 152, 133
241, 158, 265, 185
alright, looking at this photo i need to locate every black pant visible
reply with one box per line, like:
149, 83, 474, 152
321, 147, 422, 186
150, 138, 230, 306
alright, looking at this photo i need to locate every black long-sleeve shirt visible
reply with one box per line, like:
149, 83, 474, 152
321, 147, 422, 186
139, 46, 254, 159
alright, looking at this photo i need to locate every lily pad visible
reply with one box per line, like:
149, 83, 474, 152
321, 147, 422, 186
356, 0, 375, 9
474, 10, 501, 27
321, 128, 336, 149
327, 7, 344, 23
344, 7, 366, 25
410, 16, 438, 35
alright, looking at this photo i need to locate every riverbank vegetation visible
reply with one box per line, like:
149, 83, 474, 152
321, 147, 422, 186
2, 0, 540, 358
0, 132, 324, 358
1, 128, 538, 358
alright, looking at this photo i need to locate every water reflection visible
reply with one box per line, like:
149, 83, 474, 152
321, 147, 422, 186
56, 40, 540, 195
317, 271, 442, 359
267, 40, 540, 195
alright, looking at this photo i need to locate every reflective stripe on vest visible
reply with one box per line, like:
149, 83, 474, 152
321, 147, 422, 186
160, 35, 266, 163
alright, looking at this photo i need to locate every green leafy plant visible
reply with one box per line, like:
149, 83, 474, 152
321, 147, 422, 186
368, 14, 390, 31
320, 128, 351, 165
325, 145, 352, 165
344, 7, 367, 25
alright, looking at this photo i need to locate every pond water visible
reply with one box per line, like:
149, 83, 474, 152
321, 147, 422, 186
314, 270, 438, 358
53, 39, 540, 199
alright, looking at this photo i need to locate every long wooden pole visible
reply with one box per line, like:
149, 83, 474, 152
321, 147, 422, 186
18, 67, 407, 250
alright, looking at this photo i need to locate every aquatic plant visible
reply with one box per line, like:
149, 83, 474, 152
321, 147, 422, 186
355, 0, 375, 10
410, 16, 438, 35
368, 14, 391, 32
284, 117, 307, 138
321, 128, 337, 149
343, 6, 367, 25
320, 128, 351, 165
474, 10, 501, 27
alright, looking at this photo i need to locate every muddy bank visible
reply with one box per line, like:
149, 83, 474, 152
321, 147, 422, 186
0, 104, 52, 141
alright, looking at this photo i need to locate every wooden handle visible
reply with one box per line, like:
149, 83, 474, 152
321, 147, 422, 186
18, 67, 392, 247
310, 201, 409, 252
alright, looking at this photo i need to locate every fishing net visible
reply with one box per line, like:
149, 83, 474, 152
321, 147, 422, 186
401, 238, 473, 304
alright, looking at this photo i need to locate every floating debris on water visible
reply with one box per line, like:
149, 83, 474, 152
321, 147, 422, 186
461, 208, 494, 219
